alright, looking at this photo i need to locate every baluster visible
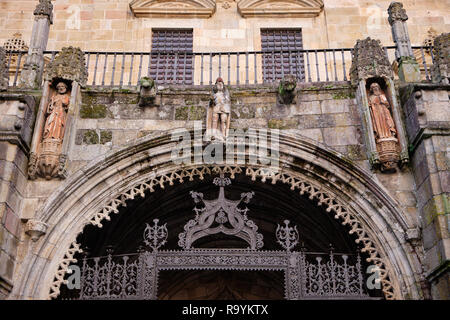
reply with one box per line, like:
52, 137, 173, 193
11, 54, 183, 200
106, 252, 112, 297
111, 52, 117, 86
86, 53, 90, 77
101, 53, 108, 86
254, 52, 257, 84
13, 52, 23, 87
332, 49, 338, 81
200, 53, 204, 85
92, 53, 99, 86
245, 52, 249, 84
419, 46, 430, 81
324, 51, 329, 82
128, 53, 134, 86
341, 49, 348, 81
356, 253, 364, 296
148, 51, 153, 78
430, 46, 435, 64
137, 53, 143, 85
121, 256, 129, 298
119, 52, 126, 87
219, 53, 222, 79
329, 247, 336, 295
342, 255, 350, 294
93, 258, 100, 298
209, 53, 213, 85
314, 50, 320, 82
306, 50, 312, 82
236, 52, 240, 85
227, 53, 231, 85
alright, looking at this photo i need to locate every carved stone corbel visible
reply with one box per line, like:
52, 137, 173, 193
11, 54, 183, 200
350, 37, 409, 172
0, 47, 8, 91
138, 77, 157, 107
277, 74, 297, 105
25, 219, 48, 242
28, 47, 87, 180
431, 33, 450, 85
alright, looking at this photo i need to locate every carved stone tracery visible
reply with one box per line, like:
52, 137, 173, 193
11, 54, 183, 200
48, 165, 397, 300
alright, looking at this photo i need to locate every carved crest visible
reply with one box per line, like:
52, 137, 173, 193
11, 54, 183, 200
44, 47, 88, 86
130, 0, 216, 18
237, 0, 324, 17
178, 174, 264, 250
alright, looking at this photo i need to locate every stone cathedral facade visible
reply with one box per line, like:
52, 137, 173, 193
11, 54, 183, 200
0, 0, 449, 300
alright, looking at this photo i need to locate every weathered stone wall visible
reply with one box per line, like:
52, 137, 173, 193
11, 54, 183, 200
1, 0, 449, 52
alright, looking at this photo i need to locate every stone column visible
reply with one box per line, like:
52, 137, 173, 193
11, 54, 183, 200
388, 2, 421, 83
350, 37, 409, 172
0, 84, 36, 298
28, 47, 88, 180
18, 0, 53, 89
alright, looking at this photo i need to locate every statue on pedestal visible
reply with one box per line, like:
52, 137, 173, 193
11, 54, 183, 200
43, 82, 70, 141
207, 78, 231, 140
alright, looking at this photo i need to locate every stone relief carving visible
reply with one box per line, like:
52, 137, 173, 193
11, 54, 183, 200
237, 0, 324, 17
33, 0, 54, 23
129, 0, 217, 18
207, 77, 231, 140
387, 1, 408, 25
431, 33, 450, 85
368, 82, 399, 171
0, 47, 8, 91
43, 47, 88, 86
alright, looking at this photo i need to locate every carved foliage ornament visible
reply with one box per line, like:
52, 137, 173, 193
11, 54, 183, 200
44, 47, 88, 87
34, 0, 54, 23
387, 1, 408, 25
0, 47, 7, 91
350, 37, 392, 85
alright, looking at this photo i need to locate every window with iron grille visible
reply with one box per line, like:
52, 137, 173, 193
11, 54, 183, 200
150, 29, 193, 85
261, 29, 305, 83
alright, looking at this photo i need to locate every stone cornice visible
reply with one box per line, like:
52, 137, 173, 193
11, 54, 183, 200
237, 0, 324, 18
129, 0, 217, 18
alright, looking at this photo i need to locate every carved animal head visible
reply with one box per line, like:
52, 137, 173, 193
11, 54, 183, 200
139, 77, 155, 89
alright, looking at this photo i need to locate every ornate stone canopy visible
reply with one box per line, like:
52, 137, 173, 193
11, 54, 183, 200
129, 0, 217, 18
237, 0, 324, 18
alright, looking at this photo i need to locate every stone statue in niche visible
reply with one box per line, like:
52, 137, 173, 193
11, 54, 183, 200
43, 82, 70, 141
207, 77, 231, 140
39, 81, 71, 179
368, 82, 399, 171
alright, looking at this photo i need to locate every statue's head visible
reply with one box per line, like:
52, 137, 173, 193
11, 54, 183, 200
370, 82, 381, 95
214, 77, 225, 92
56, 82, 68, 94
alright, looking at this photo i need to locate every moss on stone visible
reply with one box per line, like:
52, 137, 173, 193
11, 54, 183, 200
80, 104, 107, 119
175, 106, 189, 120
189, 106, 206, 120
100, 130, 112, 144
83, 130, 99, 144
332, 91, 355, 100
268, 119, 298, 129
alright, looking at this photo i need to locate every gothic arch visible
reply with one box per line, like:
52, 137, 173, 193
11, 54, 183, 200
12, 130, 423, 300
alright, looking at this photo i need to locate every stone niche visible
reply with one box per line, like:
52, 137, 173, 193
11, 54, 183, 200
350, 37, 409, 172
28, 47, 87, 180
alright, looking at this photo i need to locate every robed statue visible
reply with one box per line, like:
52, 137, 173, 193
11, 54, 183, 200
43, 82, 70, 141
368, 82, 397, 141
208, 77, 231, 140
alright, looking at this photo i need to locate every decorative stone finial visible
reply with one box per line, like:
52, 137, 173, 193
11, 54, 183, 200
44, 47, 88, 87
25, 219, 48, 242
34, 0, 54, 24
350, 37, 392, 85
0, 47, 8, 91
431, 33, 450, 84
388, 2, 408, 25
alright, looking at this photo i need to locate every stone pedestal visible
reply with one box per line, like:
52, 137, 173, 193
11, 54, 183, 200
398, 57, 422, 83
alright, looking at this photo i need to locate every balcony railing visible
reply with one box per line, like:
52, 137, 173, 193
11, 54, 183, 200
4, 46, 435, 88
